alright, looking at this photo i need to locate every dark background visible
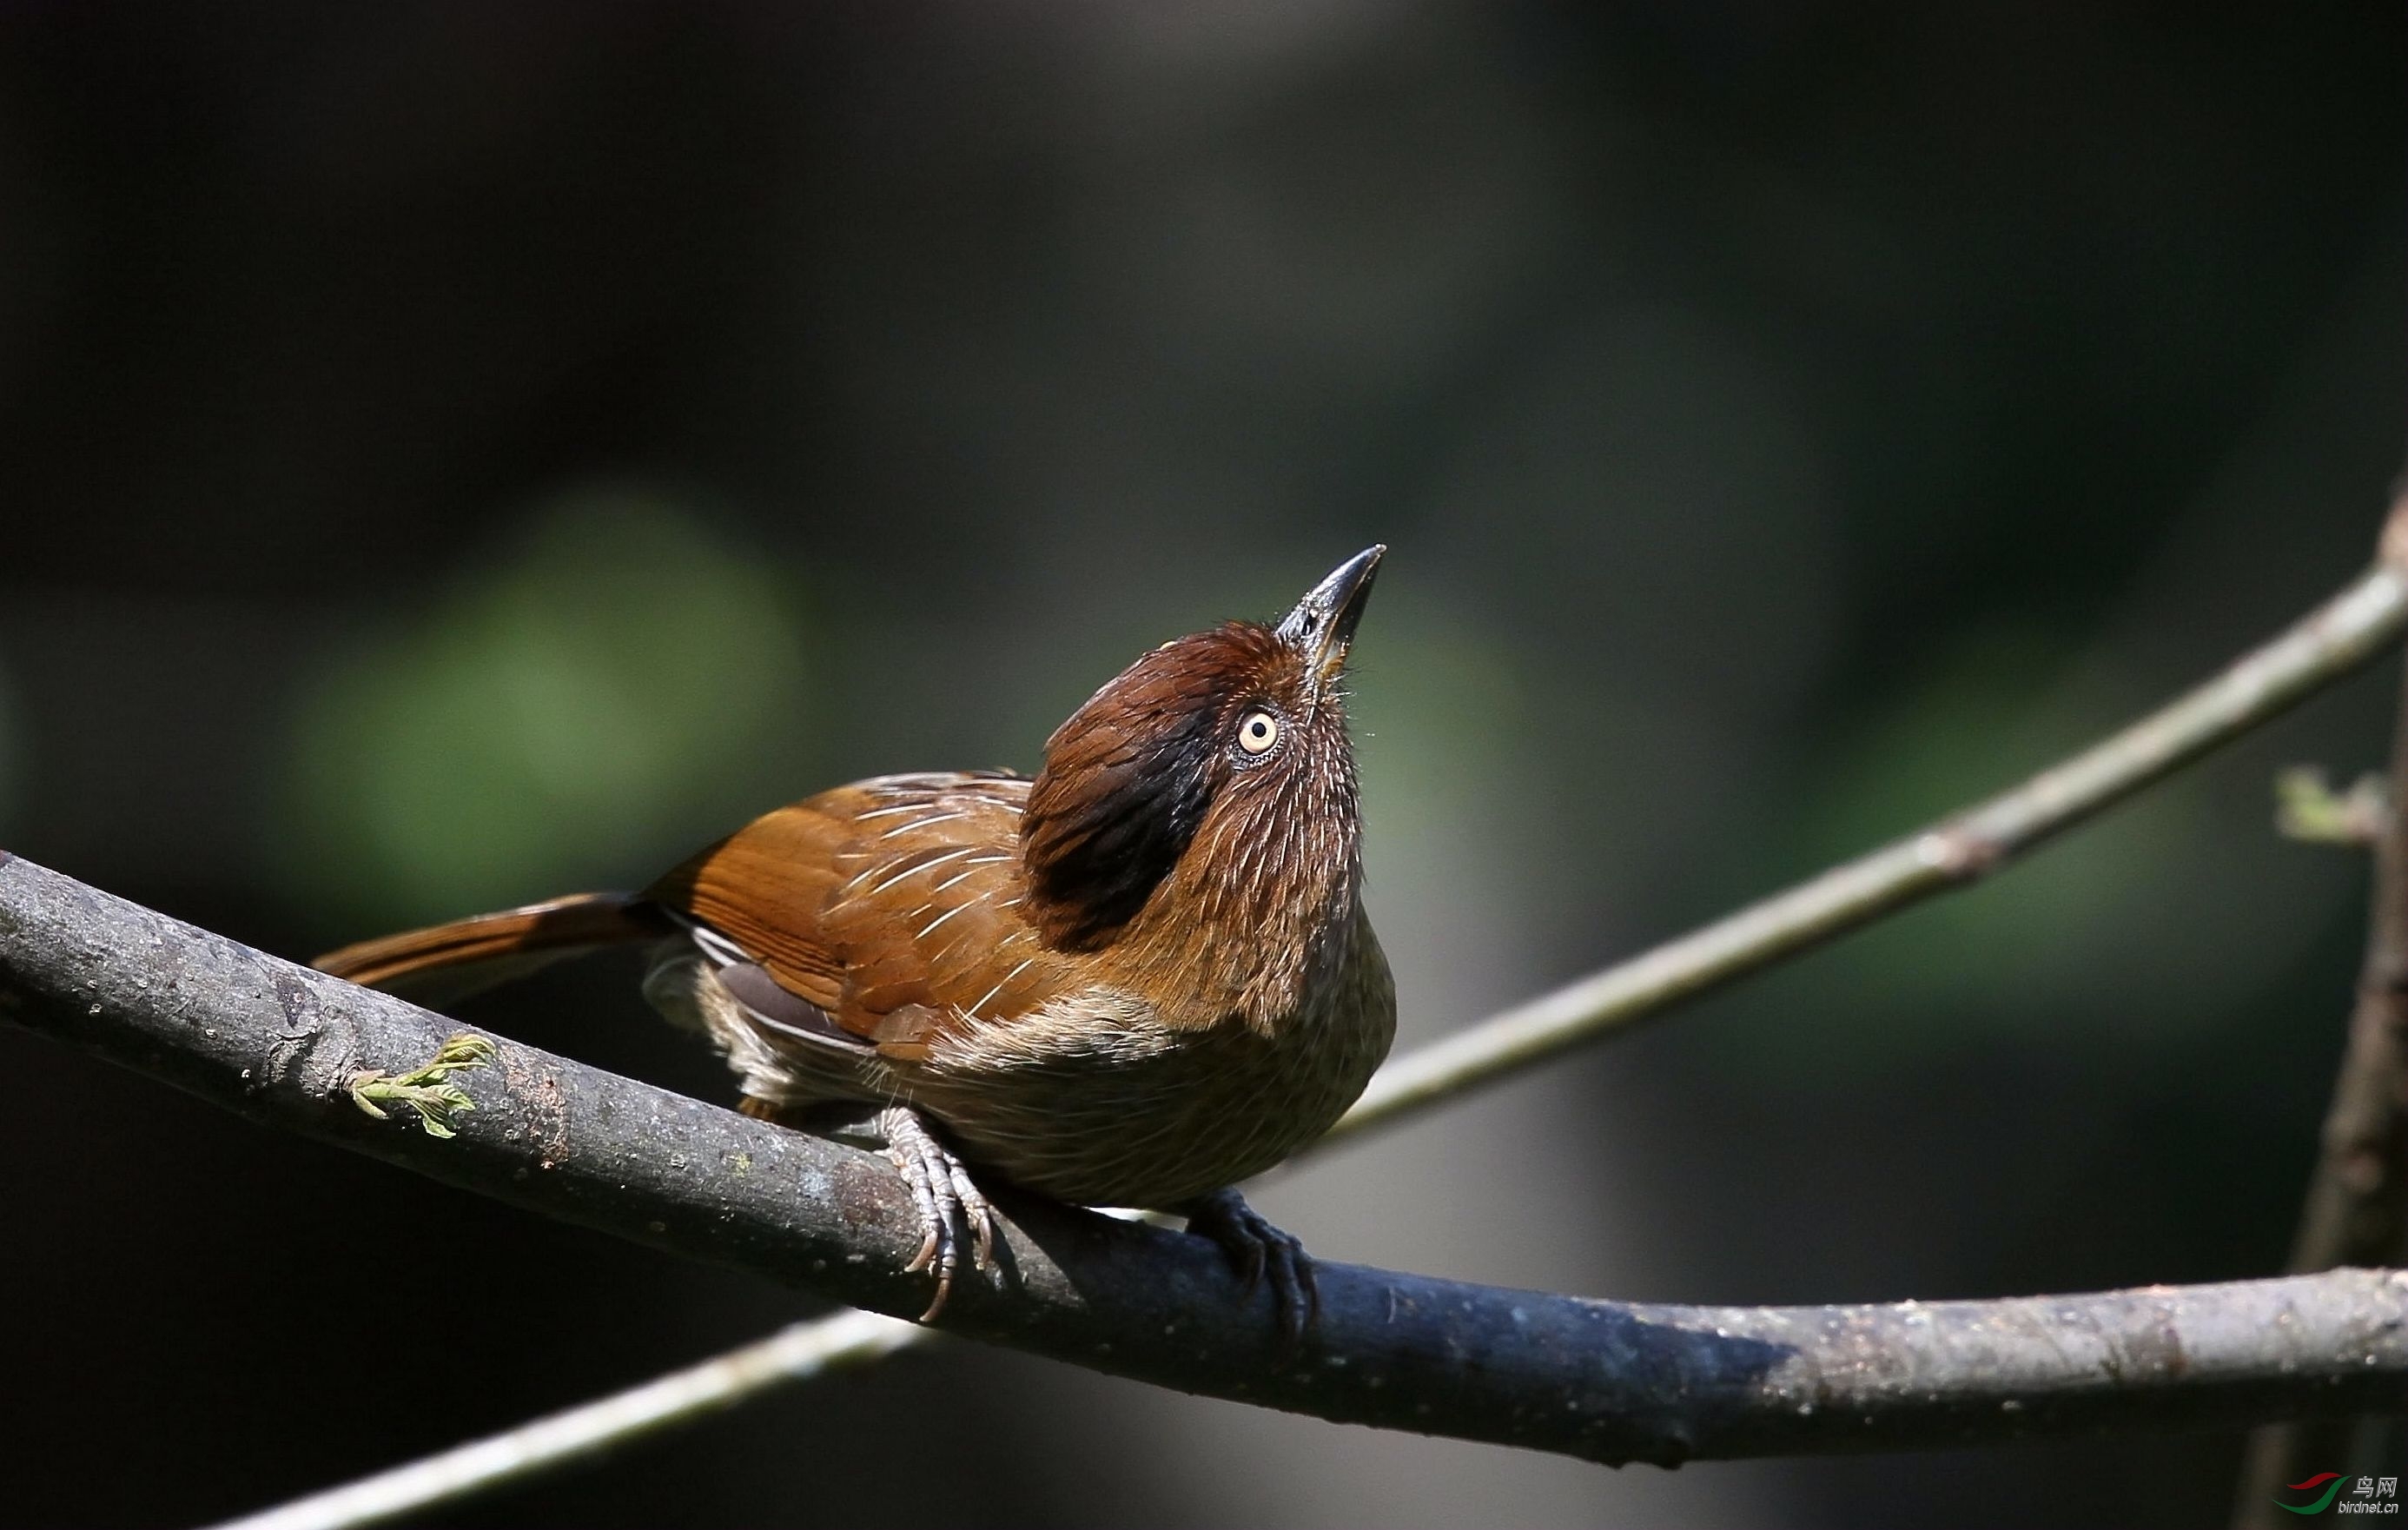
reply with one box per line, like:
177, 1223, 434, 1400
3, 4, 2404, 1527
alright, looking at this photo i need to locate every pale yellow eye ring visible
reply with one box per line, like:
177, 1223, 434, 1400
1236, 709, 1281, 755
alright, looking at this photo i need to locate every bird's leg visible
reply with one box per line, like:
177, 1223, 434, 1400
877, 1105, 996, 1321
1179, 1186, 1317, 1342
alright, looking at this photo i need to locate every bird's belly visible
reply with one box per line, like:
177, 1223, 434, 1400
903, 984, 1394, 1208
649, 933, 1396, 1210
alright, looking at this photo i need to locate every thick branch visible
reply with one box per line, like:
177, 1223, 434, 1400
85, 540, 2408, 1530
3, 855, 2403, 1474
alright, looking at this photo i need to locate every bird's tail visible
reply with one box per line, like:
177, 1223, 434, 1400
314, 891, 677, 1007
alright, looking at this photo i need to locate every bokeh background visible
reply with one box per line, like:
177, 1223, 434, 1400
3, 5, 2404, 1527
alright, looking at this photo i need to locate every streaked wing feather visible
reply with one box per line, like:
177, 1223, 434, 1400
647, 772, 1070, 1053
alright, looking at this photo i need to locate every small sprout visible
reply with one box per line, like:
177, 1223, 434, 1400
348, 1033, 499, 1138
2275, 766, 2391, 845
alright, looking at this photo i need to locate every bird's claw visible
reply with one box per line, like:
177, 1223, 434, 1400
1185, 1186, 1317, 1345
879, 1106, 995, 1321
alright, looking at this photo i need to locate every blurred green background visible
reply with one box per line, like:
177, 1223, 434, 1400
0, 6, 2401, 1527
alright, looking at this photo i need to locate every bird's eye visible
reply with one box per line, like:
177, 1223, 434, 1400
1235, 708, 1282, 757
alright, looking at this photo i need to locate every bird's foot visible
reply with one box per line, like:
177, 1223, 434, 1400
1182, 1186, 1317, 1343
878, 1105, 996, 1321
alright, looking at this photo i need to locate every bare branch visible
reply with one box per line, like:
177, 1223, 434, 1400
2233, 505, 2408, 1527
1339, 554, 2408, 1134
215, 1311, 923, 1530
141, 544, 2408, 1529
3, 853, 2405, 1494
2286, 728, 2408, 1275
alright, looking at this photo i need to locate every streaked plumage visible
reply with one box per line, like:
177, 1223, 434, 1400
317, 547, 1396, 1322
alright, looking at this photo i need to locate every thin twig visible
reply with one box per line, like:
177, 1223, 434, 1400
218, 1311, 921, 1530
2286, 693, 2408, 1273
1335, 553, 2408, 1135
194, 547, 2408, 1530
2233, 505, 2408, 1529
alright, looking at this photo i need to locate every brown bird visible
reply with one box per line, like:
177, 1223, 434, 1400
316, 547, 1396, 1328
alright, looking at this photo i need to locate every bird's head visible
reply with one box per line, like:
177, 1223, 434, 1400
1022, 546, 1383, 954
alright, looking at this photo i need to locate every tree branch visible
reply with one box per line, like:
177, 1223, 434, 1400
1337, 553, 2408, 1134
2286, 515, 2408, 1275
28, 540, 2399, 1530
4, 853, 2406, 1484
219, 1311, 923, 1530
2233, 501, 2408, 1527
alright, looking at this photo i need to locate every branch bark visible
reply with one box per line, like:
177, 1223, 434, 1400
3, 853, 2405, 1476
12, 540, 2408, 1529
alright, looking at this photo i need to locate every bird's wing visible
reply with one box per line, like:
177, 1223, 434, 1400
646, 772, 1070, 1056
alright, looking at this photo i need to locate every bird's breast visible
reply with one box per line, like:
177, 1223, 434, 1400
900, 904, 1396, 1208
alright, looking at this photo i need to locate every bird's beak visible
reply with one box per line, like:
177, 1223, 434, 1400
1276, 545, 1385, 688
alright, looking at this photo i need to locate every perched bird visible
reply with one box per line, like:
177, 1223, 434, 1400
316, 547, 1397, 1327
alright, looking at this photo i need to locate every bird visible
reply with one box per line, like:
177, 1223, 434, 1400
314, 546, 1397, 1329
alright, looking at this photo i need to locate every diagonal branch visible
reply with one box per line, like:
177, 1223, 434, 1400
1338, 550, 2408, 1133
2, 851, 2405, 1481
175, 537, 2408, 1528
221, 1311, 927, 1530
